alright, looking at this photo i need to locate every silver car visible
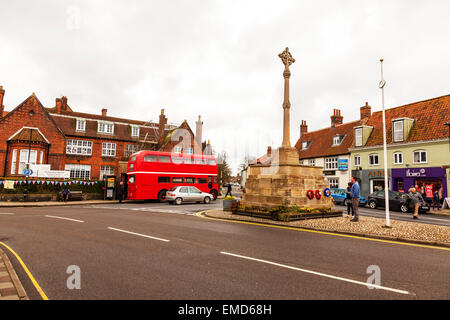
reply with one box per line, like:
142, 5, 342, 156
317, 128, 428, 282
166, 186, 213, 205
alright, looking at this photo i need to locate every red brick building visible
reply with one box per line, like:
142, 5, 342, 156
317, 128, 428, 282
0, 86, 207, 181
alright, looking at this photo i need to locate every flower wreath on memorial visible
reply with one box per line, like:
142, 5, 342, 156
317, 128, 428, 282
306, 190, 315, 200
315, 190, 322, 200
323, 188, 331, 197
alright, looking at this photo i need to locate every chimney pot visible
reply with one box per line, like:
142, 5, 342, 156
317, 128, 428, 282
101, 108, 107, 117
300, 120, 308, 138
267, 146, 272, 156
360, 102, 371, 120
0, 86, 5, 116
56, 98, 62, 114
331, 109, 343, 127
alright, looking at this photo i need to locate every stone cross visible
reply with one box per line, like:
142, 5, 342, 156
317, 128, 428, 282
279, 47, 295, 147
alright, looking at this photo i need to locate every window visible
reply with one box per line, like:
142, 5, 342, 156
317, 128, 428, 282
309, 159, 315, 166
393, 120, 404, 142
354, 155, 361, 167
158, 155, 171, 163
332, 135, 344, 146
302, 141, 310, 150
189, 187, 202, 194
11, 149, 17, 174
173, 146, 182, 153
76, 119, 86, 132
325, 157, 338, 170
102, 142, 116, 157
355, 128, 363, 147
186, 147, 193, 155
208, 159, 216, 166
144, 155, 157, 162
197, 178, 207, 184
184, 177, 195, 183
19, 150, 37, 174
413, 150, 427, 164
369, 154, 379, 166
66, 139, 93, 155
179, 187, 189, 193
328, 178, 339, 188
393, 152, 403, 165
124, 144, 139, 158
184, 158, 193, 164
100, 166, 115, 180
158, 176, 170, 183
131, 126, 140, 138
195, 159, 206, 165
65, 164, 91, 179
172, 177, 183, 183
98, 122, 114, 134
40, 151, 44, 164
129, 155, 137, 162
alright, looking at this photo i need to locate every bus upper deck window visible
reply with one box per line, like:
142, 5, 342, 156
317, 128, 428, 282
130, 155, 137, 162
208, 159, 216, 165
144, 155, 157, 162
172, 157, 183, 164
158, 156, 171, 163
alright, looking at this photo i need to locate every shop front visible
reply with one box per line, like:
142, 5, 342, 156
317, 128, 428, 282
351, 169, 391, 198
392, 167, 447, 198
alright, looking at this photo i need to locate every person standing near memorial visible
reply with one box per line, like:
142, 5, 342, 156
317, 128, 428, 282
346, 182, 354, 217
350, 176, 360, 222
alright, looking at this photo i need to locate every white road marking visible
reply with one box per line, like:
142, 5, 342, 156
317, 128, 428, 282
221, 251, 412, 296
45, 215, 84, 223
107, 227, 170, 242
0, 212, 15, 215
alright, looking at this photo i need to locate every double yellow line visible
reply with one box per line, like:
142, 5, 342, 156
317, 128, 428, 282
0, 242, 49, 300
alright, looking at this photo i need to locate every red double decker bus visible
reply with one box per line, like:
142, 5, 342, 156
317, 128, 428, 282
126, 150, 219, 201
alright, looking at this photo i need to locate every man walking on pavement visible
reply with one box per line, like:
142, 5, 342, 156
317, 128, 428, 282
350, 176, 360, 222
225, 182, 232, 197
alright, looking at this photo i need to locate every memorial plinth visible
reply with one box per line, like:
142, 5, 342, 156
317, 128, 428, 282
239, 48, 335, 213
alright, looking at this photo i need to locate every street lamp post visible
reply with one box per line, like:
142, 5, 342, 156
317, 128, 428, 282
379, 59, 391, 228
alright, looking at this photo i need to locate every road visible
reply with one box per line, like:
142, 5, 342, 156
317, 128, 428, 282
0, 199, 449, 300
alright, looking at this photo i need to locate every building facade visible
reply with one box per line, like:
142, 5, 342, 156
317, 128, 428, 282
0, 86, 207, 181
350, 95, 450, 198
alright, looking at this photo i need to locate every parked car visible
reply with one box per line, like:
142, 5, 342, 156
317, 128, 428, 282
166, 186, 214, 205
367, 190, 430, 213
330, 188, 367, 207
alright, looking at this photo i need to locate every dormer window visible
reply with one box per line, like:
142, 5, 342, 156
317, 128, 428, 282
332, 135, 345, 146
76, 119, 86, 132
131, 126, 140, 138
393, 120, 404, 142
302, 141, 311, 150
98, 122, 114, 134
354, 127, 363, 147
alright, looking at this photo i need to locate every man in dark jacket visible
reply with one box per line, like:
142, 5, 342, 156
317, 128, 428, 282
346, 182, 353, 217
225, 183, 232, 197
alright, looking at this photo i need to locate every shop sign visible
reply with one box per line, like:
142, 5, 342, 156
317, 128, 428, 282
323, 170, 336, 176
4, 181, 15, 189
406, 168, 427, 177
338, 159, 348, 171
368, 170, 390, 177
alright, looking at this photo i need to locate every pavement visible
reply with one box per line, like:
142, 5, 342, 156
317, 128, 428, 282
0, 246, 28, 300
0, 199, 121, 207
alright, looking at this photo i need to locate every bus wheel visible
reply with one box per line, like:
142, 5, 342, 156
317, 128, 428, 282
204, 197, 211, 204
209, 189, 218, 200
175, 197, 183, 205
158, 190, 167, 202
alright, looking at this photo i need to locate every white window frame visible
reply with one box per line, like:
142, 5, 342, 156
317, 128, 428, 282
325, 157, 338, 170
186, 147, 193, 155
369, 154, 379, 166
302, 141, 309, 150
124, 144, 139, 158
76, 119, 86, 132
309, 159, 315, 166
393, 120, 404, 142
100, 165, 115, 180
102, 142, 116, 157
11, 149, 17, 174
327, 178, 339, 189
131, 126, 140, 138
332, 135, 344, 146
413, 150, 427, 164
98, 122, 114, 134
173, 146, 182, 154
66, 139, 93, 156
65, 164, 91, 180
354, 155, 361, 167
393, 152, 403, 165
354, 127, 363, 147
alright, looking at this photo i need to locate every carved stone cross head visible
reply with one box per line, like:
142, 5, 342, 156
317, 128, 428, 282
278, 47, 295, 68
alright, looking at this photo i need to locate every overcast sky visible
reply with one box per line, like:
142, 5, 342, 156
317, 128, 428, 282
1, 0, 449, 174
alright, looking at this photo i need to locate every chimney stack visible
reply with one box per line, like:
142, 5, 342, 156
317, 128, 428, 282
61, 96, 68, 112
300, 120, 308, 138
56, 98, 62, 114
158, 108, 167, 144
360, 102, 371, 120
101, 108, 107, 117
195, 115, 203, 144
267, 146, 272, 157
331, 109, 343, 127
0, 86, 5, 116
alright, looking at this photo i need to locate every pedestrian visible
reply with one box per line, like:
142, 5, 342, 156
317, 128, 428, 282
438, 184, 443, 210
346, 182, 354, 217
225, 182, 232, 197
61, 187, 71, 202
118, 179, 126, 203
349, 176, 360, 222
432, 188, 440, 211
407, 187, 424, 219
